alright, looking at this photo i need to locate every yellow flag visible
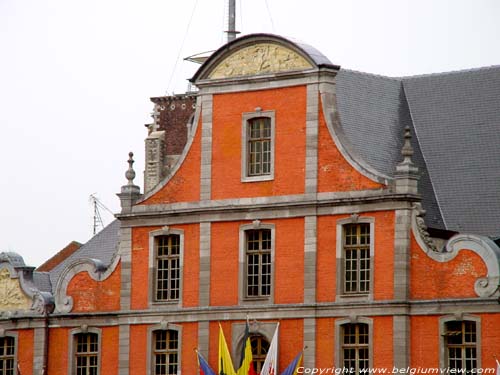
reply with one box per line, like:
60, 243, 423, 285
219, 324, 236, 375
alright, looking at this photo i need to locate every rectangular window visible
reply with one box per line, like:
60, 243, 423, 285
247, 117, 271, 177
0, 337, 15, 375
445, 321, 477, 372
342, 323, 369, 374
75, 333, 98, 375
246, 229, 272, 298
155, 235, 181, 301
153, 330, 179, 375
343, 223, 370, 294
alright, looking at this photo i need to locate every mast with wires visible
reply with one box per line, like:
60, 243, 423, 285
89, 194, 114, 235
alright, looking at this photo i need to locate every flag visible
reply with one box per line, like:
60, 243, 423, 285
260, 323, 279, 375
280, 351, 303, 375
236, 321, 257, 375
219, 324, 237, 375
197, 350, 217, 375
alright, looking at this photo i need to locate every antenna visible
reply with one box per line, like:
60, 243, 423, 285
89, 194, 114, 235
226, 0, 240, 42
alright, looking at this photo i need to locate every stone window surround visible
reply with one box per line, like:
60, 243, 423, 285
68, 326, 102, 375
147, 322, 182, 375
238, 221, 276, 305
231, 321, 278, 364
0, 330, 17, 374
148, 227, 185, 308
336, 216, 375, 303
439, 315, 481, 370
241, 109, 275, 183
335, 317, 373, 370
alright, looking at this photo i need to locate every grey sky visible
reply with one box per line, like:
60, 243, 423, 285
1, 0, 500, 267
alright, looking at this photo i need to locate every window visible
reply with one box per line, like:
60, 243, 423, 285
444, 321, 477, 372
152, 330, 179, 375
74, 333, 99, 375
241, 111, 275, 182
250, 335, 270, 373
0, 337, 15, 375
341, 323, 369, 374
155, 235, 181, 301
343, 223, 370, 294
248, 117, 271, 176
246, 229, 272, 298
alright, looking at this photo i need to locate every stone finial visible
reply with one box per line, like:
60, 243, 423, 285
125, 152, 136, 186
117, 151, 142, 212
394, 126, 419, 194
401, 126, 414, 161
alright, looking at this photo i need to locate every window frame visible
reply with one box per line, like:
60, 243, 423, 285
0, 332, 17, 375
241, 110, 275, 183
147, 323, 182, 375
68, 327, 101, 375
439, 315, 481, 371
148, 227, 184, 308
238, 222, 275, 305
335, 318, 373, 373
336, 216, 374, 302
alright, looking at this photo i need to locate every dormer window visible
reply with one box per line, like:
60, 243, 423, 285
241, 110, 275, 182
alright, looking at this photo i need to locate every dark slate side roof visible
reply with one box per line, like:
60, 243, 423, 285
335, 66, 500, 236
48, 220, 120, 289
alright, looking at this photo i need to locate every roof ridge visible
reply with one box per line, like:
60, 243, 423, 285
401, 64, 500, 80
339, 68, 402, 82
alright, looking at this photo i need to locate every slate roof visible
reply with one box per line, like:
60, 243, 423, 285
47, 220, 120, 290
336, 65, 500, 236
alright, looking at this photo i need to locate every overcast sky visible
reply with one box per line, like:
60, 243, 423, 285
1, 0, 500, 267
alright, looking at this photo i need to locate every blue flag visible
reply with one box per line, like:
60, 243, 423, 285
197, 350, 217, 375
280, 351, 303, 375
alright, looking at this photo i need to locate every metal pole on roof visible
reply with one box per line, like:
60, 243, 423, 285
226, 0, 239, 42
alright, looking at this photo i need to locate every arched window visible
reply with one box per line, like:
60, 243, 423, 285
250, 335, 270, 373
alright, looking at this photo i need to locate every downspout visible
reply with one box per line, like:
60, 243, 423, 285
42, 312, 49, 375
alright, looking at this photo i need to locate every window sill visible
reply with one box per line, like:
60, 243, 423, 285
240, 296, 272, 305
150, 300, 181, 308
241, 175, 274, 183
336, 293, 371, 303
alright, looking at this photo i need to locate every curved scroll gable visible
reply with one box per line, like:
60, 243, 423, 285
411, 203, 500, 298
320, 89, 391, 185
54, 254, 120, 313
0, 253, 55, 315
137, 95, 202, 204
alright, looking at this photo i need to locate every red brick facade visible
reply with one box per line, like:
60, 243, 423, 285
1, 33, 499, 375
